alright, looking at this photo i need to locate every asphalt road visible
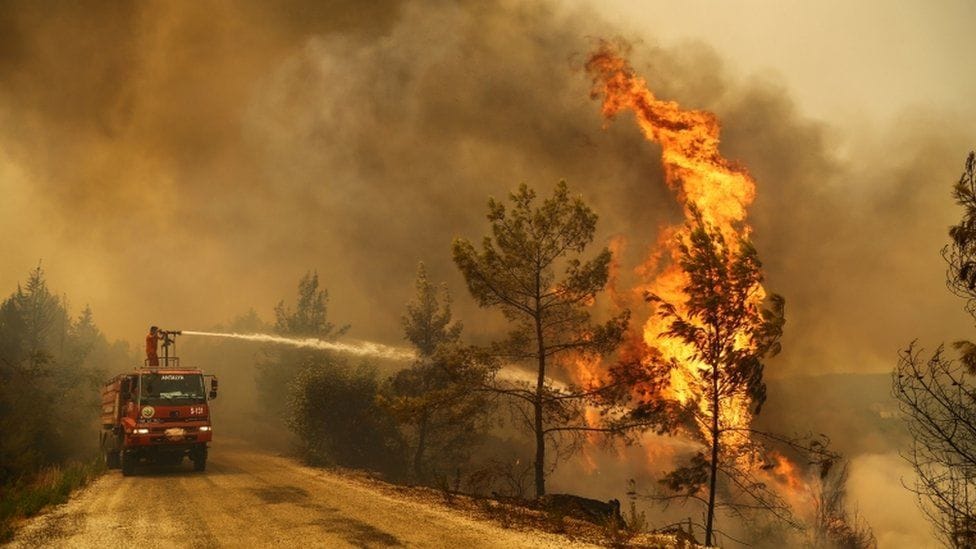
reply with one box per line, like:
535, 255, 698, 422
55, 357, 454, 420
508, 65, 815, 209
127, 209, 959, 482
7, 440, 594, 548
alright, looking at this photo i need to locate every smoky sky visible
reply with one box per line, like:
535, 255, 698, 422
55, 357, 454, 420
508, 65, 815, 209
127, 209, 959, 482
0, 0, 972, 378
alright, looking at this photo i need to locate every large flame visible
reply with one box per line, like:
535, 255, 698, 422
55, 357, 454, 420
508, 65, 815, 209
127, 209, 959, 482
584, 41, 765, 442
586, 44, 755, 234
571, 39, 816, 523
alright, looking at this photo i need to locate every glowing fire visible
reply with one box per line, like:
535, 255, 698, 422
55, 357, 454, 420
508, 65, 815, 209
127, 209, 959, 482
586, 44, 755, 235
567, 39, 817, 524
765, 451, 816, 516
584, 41, 766, 445
768, 451, 805, 494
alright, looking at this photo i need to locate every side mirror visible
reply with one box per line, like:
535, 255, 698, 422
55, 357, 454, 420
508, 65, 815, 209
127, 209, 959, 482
209, 377, 218, 400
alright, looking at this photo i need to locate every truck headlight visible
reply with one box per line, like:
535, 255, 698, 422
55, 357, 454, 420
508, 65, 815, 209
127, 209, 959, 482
199, 426, 211, 432
133, 428, 149, 435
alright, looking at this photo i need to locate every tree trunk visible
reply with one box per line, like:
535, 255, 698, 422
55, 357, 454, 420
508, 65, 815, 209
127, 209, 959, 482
705, 363, 720, 547
534, 396, 545, 498
413, 408, 429, 480
534, 295, 546, 498
534, 323, 546, 497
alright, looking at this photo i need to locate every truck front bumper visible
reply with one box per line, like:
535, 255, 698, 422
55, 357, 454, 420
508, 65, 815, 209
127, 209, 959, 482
125, 426, 212, 447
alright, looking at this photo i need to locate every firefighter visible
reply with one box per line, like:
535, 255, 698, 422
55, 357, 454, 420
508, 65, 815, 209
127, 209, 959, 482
146, 326, 160, 366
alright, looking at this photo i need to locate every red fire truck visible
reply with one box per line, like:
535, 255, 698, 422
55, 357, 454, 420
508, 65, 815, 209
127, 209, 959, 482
100, 330, 218, 476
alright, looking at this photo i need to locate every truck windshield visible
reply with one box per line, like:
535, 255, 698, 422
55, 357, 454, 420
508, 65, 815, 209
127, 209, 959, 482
140, 373, 205, 405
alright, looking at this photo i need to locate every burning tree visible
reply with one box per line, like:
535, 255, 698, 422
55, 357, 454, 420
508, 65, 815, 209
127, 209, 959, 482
452, 181, 629, 497
894, 152, 976, 548
584, 41, 844, 546
381, 263, 496, 482
648, 210, 787, 546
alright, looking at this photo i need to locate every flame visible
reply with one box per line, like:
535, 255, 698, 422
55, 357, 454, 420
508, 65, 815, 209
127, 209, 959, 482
568, 353, 608, 474
585, 41, 767, 445
768, 451, 805, 494
586, 43, 755, 236
764, 451, 815, 516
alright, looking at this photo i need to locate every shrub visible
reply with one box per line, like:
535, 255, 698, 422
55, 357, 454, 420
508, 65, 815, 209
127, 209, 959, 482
288, 360, 405, 477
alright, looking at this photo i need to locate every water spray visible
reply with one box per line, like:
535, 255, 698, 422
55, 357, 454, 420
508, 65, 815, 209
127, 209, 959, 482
180, 330, 416, 361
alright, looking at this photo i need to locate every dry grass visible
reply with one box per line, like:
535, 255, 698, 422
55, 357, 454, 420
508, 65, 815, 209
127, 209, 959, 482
327, 467, 693, 548
0, 459, 103, 542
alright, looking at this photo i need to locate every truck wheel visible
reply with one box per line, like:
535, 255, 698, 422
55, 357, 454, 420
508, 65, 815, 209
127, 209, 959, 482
101, 432, 121, 469
192, 448, 207, 472
121, 451, 136, 476
105, 449, 121, 469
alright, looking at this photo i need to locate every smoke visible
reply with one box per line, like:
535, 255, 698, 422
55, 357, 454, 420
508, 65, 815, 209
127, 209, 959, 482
182, 330, 415, 361
1, 1, 974, 543
1, 0, 971, 381
846, 453, 931, 547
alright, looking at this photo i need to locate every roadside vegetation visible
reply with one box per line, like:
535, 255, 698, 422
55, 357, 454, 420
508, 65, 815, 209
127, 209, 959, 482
254, 183, 633, 498
218, 182, 864, 547
0, 459, 103, 541
1, 183, 878, 547
0, 266, 132, 542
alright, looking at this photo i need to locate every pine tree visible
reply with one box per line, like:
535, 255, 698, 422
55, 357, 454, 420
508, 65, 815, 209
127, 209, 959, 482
453, 181, 628, 497
257, 271, 349, 419
382, 263, 494, 481
0, 266, 130, 484
648, 210, 785, 546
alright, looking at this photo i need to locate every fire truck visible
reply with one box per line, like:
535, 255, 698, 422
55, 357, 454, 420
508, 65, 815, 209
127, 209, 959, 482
100, 330, 218, 476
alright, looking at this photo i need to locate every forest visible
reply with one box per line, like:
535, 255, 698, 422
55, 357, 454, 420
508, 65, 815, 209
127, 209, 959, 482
1, 3, 973, 546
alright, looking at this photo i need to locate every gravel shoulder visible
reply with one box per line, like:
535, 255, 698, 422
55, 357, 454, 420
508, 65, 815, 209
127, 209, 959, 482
5, 439, 601, 548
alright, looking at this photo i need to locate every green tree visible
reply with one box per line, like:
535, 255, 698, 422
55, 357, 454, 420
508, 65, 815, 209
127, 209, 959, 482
647, 210, 786, 547
0, 266, 131, 485
946, 152, 976, 313
0, 267, 59, 481
256, 271, 349, 419
259, 271, 403, 473
402, 263, 462, 357
382, 263, 495, 482
289, 361, 404, 475
273, 271, 347, 337
452, 181, 628, 497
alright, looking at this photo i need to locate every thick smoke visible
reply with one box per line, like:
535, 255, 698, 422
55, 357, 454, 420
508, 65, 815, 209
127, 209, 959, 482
1, 2, 973, 544
1, 1, 970, 379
